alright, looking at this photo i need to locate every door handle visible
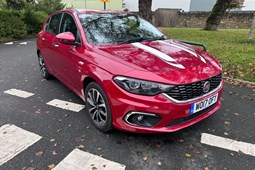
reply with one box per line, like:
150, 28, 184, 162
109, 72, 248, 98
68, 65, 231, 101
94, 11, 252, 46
52, 43, 59, 48
39, 36, 45, 41
78, 61, 84, 65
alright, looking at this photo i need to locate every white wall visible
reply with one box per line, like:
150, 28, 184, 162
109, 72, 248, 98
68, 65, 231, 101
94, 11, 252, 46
123, 0, 191, 12
242, 0, 255, 11
123, 0, 255, 12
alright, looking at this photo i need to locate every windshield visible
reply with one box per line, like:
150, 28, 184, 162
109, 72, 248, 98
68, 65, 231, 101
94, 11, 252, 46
79, 13, 165, 45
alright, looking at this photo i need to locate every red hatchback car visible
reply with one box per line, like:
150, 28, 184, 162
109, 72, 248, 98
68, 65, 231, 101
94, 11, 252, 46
37, 9, 223, 133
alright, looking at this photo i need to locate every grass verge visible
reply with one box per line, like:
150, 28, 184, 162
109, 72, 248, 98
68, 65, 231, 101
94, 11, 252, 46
163, 28, 255, 82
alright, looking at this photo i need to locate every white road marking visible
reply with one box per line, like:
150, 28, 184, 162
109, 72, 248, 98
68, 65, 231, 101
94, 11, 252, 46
53, 149, 126, 170
4, 42, 13, 45
131, 42, 185, 69
47, 99, 85, 112
19, 42, 27, 45
4, 89, 34, 98
0, 124, 42, 166
201, 133, 255, 157
159, 40, 206, 63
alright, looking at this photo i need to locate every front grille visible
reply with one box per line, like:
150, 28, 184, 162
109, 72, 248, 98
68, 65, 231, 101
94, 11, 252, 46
166, 103, 217, 127
165, 73, 222, 101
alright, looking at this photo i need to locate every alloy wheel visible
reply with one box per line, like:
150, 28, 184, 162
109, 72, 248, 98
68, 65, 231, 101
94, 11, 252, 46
38, 54, 47, 77
86, 88, 107, 126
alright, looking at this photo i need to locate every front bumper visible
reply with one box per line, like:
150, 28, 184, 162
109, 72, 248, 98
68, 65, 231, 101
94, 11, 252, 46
105, 80, 224, 133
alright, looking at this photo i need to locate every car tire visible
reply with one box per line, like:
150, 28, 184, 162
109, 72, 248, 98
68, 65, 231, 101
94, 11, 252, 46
38, 53, 50, 79
85, 82, 114, 132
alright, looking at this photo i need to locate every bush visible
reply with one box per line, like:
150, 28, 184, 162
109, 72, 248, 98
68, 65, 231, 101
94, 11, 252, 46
0, 10, 27, 39
24, 10, 47, 34
0, 9, 47, 39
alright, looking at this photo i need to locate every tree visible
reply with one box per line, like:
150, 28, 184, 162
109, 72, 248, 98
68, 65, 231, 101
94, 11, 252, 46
204, 0, 233, 30
35, 0, 66, 14
138, 0, 152, 23
248, 12, 255, 42
5, 0, 26, 10
204, 0, 244, 30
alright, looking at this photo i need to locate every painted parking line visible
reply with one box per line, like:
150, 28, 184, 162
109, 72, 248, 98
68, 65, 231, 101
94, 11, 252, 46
0, 124, 42, 166
19, 42, 27, 45
4, 42, 13, 45
47, 99, 85, 112
201, 133, 255, 157
4, 89, 34, 98
53, 148, 126, 170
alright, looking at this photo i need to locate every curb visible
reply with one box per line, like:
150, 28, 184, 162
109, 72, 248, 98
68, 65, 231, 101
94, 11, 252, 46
224, 77, 255, 91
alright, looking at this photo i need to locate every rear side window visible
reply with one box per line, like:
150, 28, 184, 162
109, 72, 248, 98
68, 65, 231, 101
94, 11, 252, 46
47, 13, 63, 35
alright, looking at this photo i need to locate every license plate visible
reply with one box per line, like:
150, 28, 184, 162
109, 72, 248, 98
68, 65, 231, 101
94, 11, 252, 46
190, 93, 218, 114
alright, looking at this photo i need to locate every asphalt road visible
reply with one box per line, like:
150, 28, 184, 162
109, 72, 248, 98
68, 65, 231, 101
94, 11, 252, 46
0, 39, 254, 170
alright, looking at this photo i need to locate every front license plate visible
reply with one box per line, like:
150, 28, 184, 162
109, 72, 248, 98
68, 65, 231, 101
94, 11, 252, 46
190, 93, 218, 115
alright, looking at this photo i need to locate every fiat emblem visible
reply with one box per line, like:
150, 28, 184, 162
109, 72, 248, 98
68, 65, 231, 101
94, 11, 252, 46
203, 81, 210, 93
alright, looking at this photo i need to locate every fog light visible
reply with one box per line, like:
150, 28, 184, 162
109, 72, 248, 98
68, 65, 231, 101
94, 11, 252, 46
124, 112, 161, 127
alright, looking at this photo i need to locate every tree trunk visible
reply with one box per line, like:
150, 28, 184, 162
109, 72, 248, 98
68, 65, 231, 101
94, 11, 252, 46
138, 0, 152, 23
248, 12, 255, 42
204, 0, 233, 31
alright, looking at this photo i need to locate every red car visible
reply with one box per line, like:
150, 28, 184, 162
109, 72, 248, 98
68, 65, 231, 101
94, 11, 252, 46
37, 9, 223, 133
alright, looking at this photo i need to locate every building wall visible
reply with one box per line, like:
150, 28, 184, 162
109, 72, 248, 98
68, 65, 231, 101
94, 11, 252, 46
176, 11, 254, 29
62, 0, 255, 11
123, 0, 191, 12
63, 0, 123, 10
123, 0, 255, 12
189, 0, 216, 11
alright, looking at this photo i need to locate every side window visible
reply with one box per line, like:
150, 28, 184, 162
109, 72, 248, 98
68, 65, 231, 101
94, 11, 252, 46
60, 13, 80, 42
44, 17, 51, 31
47, 13, 63, 35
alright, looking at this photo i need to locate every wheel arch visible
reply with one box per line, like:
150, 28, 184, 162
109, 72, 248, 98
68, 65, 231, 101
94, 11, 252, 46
82, 73, 113, 105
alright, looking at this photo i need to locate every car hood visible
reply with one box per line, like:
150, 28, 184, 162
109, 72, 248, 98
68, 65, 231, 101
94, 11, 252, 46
94, 40, 222, 85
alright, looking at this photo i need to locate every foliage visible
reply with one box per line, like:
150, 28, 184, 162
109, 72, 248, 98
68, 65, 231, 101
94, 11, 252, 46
5, 0, 26, 10
35, 0, 66, 14
0, 0, 7, 9
24, 10, 47, 34
163, 28, 255, 82
1, 0, 65, 13
0, 0, 65, 39
0, 10, 27, 38
228, 0, 244, 9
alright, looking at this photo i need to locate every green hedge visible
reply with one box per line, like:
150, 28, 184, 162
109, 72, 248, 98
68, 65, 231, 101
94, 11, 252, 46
24, 10, 48, 34
0, 10, 47, 39
0, 10, 27, 38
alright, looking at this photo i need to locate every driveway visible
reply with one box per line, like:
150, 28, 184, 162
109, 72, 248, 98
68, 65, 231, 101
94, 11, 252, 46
0, 39, 254, 170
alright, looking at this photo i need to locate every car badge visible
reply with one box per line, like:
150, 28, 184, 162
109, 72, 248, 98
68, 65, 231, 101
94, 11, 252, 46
203, 81, 210, 93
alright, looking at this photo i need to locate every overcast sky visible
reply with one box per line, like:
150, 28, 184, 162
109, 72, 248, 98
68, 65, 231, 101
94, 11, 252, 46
242, 0, 255, 11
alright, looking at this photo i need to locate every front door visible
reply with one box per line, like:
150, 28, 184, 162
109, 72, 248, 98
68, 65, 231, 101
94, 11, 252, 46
53, 13, 85, 95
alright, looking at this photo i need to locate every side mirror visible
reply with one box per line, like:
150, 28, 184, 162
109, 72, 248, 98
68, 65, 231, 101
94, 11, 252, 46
56, 32, 76, 45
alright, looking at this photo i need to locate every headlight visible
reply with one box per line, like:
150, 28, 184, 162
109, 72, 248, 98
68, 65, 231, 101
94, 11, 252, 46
114, 76, 173, 96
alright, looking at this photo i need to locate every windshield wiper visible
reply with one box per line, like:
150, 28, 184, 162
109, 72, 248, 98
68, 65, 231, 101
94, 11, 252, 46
143, 35, 167, 42
117, 37, 144, 44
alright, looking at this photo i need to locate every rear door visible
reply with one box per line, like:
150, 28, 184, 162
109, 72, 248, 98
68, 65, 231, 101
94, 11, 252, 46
38, 12, 63, 75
